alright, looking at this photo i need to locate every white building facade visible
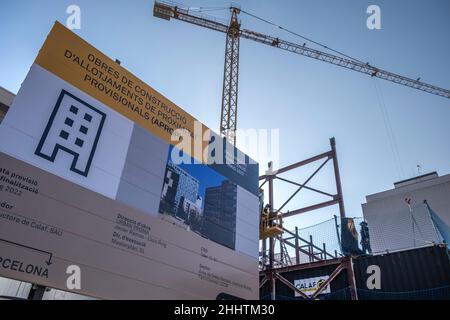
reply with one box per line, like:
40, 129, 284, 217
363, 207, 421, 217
362, 172, 450, 253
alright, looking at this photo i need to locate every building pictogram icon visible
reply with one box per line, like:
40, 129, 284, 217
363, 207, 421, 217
35, 90, 106, 177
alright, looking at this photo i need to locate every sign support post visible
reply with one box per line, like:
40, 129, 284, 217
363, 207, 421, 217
27, 284, 46, 300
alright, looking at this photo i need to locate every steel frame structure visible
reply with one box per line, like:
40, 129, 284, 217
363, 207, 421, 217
259, 138, 358, 300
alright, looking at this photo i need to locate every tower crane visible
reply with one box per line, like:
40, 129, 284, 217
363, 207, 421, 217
153, 1, 450, 145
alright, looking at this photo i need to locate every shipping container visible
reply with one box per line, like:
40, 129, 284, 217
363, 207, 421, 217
354, 244, 450, 300
260, 244, 450, 300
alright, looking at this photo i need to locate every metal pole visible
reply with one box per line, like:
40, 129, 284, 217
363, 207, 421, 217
424, 200, 443, 243
334, 215, 341, 251
268, 162, 276, 300
345, 257, 359, 300
261, 184, 267, 269
271, 272, 276, 301
295, 226, 300, 264
262, 236, 267, 269
279, 218, 283, 264
330, 137, 346, 218
330, 138, 358, 300
27, 284, 46, 300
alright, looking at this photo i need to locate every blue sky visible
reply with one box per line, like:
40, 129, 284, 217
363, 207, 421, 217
1, 0, 449, 229
168, 145, 227, 205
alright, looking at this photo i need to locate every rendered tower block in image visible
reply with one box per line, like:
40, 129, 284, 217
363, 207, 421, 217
170, 161, 200, 217
160, 162, 180, 215
177, 196, 203, 228
159, 160, 201, 217
202, 180, 238, 250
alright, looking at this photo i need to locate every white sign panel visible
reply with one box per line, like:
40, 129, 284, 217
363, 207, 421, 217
294, 276, 331, 297
0, 22, 260, 299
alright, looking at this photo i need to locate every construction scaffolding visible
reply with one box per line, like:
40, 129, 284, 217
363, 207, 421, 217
259, 137, 358, 300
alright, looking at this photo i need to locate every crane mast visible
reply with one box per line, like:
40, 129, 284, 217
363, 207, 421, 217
153, 1, 450, 145
220, 7, 240, 145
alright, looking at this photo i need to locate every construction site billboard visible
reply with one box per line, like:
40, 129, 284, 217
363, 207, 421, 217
0, 22, 259, 299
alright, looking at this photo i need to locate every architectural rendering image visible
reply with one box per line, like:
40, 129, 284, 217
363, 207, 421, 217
159, 147, 238, 250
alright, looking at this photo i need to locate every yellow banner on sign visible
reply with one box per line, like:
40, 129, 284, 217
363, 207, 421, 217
35, 22, 210, 162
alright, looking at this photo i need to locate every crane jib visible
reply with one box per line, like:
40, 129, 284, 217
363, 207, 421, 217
153, 0, 450, 144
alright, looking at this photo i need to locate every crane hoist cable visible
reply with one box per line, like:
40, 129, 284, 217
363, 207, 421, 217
372, 78, 405, 180
240, 9, 366, 64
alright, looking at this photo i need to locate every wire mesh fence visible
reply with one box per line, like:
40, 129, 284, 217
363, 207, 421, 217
261, 216, 367, 268
261, 203, 446, 269
365, 203, 443, 254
